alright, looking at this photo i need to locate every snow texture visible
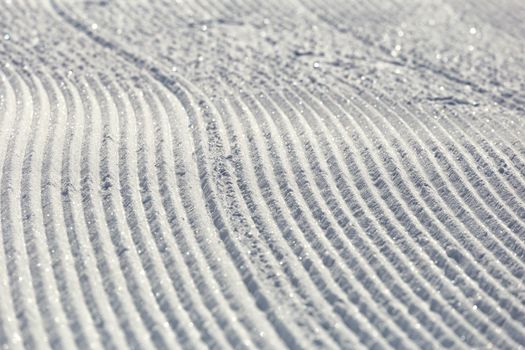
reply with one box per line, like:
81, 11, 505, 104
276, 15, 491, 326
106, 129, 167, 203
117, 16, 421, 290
0, 0, 525, 349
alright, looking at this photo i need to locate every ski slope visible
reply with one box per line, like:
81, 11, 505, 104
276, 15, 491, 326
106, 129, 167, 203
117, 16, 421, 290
1, 0, 525, 349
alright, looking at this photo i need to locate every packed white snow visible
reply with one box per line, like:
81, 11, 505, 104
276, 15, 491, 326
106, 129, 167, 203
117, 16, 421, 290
1, 0, 525, 349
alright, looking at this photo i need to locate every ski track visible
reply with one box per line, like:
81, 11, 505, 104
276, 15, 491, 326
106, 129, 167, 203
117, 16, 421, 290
1, 0, 525, 349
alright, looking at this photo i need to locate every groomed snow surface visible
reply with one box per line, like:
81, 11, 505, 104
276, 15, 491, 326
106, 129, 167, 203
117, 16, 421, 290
1, 0, 525, 349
